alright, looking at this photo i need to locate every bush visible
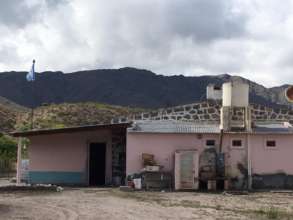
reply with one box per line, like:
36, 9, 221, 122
0, 135, 17, 160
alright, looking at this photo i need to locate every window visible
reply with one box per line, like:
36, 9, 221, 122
206, 140, 216, 147
214, 86, 221, 90
266, 140, 276, 148
232, 140, 242, 147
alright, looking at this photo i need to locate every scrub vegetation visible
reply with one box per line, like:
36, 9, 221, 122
13, 102, 145, 131
0, 135, 18, 177
0, 135, 17, 160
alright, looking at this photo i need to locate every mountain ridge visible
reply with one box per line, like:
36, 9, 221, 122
0, 67, 290, 109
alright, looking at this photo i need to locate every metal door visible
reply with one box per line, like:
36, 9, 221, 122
175, 150, 198, 190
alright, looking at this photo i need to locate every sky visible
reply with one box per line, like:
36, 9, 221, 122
0, 0, 293, 87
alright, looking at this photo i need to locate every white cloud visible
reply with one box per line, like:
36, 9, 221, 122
0, 0, 293, 87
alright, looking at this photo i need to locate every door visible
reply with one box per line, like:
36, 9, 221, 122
175, 150, 199, 190
89, 143, 106, 186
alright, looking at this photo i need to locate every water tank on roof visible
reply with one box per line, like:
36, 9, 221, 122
222, 82, 249, 107
206, 84, 222, 100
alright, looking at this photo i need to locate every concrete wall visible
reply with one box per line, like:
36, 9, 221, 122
127, 131, 293, 189
251, 134, 293, 174
221, 134, 248, 189
126, 133, 219, 175
126, 132, 250, 189
27, 126, 293, 188
250, 134, 293, 188
126, 132, 252, 189
28, 129, 112, 185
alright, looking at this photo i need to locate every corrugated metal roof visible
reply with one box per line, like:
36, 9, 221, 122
129, 121, 293, 134
128, 120, 220, 134
253, 122, 293, 133
11, 120, 293, 137
11, 123, 131, 137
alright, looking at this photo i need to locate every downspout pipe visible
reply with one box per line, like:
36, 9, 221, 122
217, 129, 225, 179
219, 129, 224, 153
247, 133, 252, 190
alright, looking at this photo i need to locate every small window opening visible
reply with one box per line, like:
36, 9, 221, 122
206, 140, 216, 147
266, 140, 276, 147
232, 140, 242, 147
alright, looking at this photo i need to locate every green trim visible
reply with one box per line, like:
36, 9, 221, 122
29, 171, 85, 185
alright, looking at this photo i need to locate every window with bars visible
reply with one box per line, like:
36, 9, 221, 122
232, 139, 243, 148
206, 140, 216, 147
266, 140, 276, 148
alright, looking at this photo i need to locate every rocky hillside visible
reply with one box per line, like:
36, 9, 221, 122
0, 97, 28, 132
0, 105, 20, 132
0, 97, 143, 132
16, 102, 144, 131
0, 68, 290, 109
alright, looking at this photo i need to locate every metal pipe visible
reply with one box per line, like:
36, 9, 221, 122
247, 133, 252, 190
217, 129, 225, 180
219, 129, 224, 153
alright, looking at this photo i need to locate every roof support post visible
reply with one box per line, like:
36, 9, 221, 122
16, 138, 22, 185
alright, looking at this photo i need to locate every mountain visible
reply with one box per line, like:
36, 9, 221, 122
0, 68, 290, 109
0, 96, 28, 112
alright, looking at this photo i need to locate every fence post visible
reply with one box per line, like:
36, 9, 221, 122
16, 138, 22, 185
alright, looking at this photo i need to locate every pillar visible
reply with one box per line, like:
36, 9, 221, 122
16, 138, 22, 185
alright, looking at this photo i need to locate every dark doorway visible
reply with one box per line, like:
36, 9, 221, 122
89, 143, 106, 186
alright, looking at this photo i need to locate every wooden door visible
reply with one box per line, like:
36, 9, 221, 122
175, 150, 198, 190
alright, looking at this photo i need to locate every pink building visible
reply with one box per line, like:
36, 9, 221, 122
11, 82, 293, 190
13, 124, 129, 186
127, 121, 293, 189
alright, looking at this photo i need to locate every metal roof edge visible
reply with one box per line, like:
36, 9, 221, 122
127, 130, 220, 134
10, 122, 131, 137
128, 129, 293, 135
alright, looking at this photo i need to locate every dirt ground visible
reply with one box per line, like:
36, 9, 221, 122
1, 188, 293, 220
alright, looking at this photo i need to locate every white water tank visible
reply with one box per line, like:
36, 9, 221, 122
222, 82, 249, 107
206, 84, 222, 100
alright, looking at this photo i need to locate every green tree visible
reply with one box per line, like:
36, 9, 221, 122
0, 135, 17, 160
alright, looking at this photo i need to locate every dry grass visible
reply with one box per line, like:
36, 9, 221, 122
110, 189, 293, 219
2, 188, 293, 219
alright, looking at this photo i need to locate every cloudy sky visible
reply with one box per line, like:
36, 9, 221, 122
0, 0, 293, 87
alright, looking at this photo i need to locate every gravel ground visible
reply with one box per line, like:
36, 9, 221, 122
0, 188, 293, 220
